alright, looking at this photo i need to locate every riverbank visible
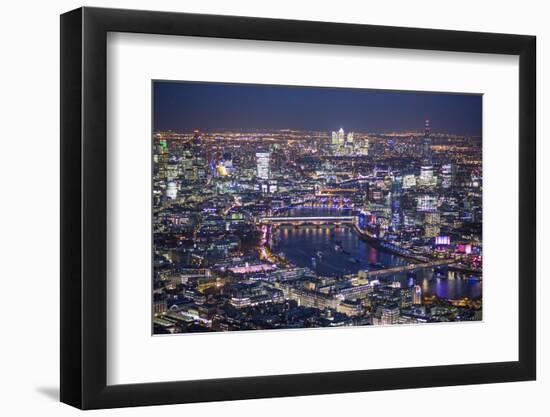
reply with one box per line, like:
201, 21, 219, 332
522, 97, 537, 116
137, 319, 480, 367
351, 224, 424, 263
269, 224, 482, 299
352, 224, 482, 277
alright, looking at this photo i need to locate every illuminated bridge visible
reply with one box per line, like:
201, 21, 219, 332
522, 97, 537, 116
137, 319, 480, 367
259, 216, 356, 226
365, 259, 455, 278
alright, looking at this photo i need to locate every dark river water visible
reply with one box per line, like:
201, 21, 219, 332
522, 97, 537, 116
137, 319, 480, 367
270, 208, 481, 300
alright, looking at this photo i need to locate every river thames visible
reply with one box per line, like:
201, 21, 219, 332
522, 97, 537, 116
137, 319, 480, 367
270, 209, 482, 300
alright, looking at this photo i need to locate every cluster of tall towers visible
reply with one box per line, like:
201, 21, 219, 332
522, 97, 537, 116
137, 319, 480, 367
331, 128, 368, 156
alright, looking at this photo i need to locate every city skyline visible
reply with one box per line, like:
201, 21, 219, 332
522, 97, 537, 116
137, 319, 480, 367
152, 81, 482, 335
154, 81, 482, 136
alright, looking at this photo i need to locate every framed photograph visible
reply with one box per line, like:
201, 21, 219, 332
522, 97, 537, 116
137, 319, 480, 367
60, 6, 536, 409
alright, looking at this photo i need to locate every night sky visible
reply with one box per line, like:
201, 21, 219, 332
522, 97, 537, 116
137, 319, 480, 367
153, 81, 482, 136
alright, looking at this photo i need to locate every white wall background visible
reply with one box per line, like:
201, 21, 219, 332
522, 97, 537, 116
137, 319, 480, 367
0, 0, 546, 415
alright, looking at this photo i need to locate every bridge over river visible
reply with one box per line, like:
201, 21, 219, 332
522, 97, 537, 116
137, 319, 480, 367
364, 259, 455, 278
263, 210, 481, 299
259, 216, 356, 226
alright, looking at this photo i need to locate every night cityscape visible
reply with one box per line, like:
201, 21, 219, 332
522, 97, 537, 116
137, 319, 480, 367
152, 82, 483, 334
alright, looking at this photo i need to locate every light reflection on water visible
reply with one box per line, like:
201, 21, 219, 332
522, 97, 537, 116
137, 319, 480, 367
272, 225, 481, 300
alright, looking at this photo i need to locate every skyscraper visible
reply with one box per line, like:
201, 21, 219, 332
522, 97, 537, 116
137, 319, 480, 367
413, 285, 422, 305
331, 130, 341, 154
417, 195, 438, 212
165, 181, 178, 200
191, 129, 203, 158
419, 119, 436, 186
422, 119, 432, 163
338, 128, 345, 145
361, 138, 369, 155
419, 164, 436, 186
424, 210, 441, 238
441, 163, 455, 189
256, 152, 271, 180
391, 176, 404, 230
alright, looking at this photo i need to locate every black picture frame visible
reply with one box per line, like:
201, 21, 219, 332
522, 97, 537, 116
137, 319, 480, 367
60, 6, 536, 410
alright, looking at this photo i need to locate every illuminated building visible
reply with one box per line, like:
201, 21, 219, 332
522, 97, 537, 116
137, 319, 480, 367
166, 181, 178, 199
360, 138, 369, 155
156, 141, 169, 178
435, 236, 451, 245
222, 152, 234, 174
403, 174, 416, 189
287, 287, 339, 310
194, 156, 207, 181
338, 127, 345, 145
422, 119, 432, 162
419, 164, 437, 188
337, 284, 373, 300
216, 162, 228, 176
381, 304, 400, 325
337, 300, 364, 317
347, 132, 354, 144
417, 195, 438, 212
256, 152, 271, 180
190, 130, 204, 161
268, 180, 278, 194
400, 287, 414, 308
418, 120, 437, 186
153, 294, 167, 316
424, 210, 441, 238
413, 285, 422, 304
391, 176, 403, 230
418, 164, 436, 186
458, 243, 472, 254
441, 163, 455, 189
179, 151, 194, 179
331, 131, 340, 154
